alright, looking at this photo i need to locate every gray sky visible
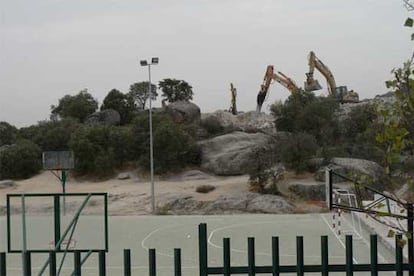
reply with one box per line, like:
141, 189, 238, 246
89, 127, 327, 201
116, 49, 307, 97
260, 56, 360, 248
0, 0, 412, 127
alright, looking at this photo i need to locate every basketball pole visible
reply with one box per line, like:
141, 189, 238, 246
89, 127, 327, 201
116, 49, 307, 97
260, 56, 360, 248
62, 170, 67, 215
407, 203, 414, 276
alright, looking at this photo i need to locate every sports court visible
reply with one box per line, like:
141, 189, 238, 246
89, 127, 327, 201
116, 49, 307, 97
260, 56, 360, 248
0, 212, 398, 275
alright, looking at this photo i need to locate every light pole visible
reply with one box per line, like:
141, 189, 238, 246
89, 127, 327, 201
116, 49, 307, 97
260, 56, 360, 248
140, 57, 159, 214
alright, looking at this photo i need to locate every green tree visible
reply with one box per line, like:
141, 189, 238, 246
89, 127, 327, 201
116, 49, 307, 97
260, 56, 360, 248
131, 113, 200, 173
271, 91, 339, 146
129, 82, 157, 110
19, 119, 80, 151
51, 89, 98, 123
101, 89, 136, 124
0, 140, 42, 179
158, 78, 193, 103
0, 121, 18, 146
68, 125, 135, 177
279, 133, 318, 173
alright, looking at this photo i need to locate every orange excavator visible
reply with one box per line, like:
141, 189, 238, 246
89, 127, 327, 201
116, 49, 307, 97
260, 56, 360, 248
256, 65, 300, 112
304, 51, 359, 103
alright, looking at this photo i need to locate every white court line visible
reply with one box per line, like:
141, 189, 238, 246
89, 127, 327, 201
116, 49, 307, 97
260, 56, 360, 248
208, 219, 344, 259
320, 214, 358, 264
320, 213, 390, 264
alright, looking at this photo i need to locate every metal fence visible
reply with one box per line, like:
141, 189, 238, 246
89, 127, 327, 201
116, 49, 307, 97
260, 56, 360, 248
0, 223, 413, 276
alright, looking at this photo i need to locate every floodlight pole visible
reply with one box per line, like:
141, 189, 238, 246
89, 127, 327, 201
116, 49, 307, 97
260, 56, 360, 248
141, 58, 159, 214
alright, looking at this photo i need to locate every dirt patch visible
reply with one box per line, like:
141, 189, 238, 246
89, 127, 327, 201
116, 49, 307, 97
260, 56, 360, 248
0, 170, 326, 215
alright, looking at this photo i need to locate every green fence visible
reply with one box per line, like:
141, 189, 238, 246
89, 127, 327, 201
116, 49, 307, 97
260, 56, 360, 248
198, 223, 413, 275
0, 223, 413, 275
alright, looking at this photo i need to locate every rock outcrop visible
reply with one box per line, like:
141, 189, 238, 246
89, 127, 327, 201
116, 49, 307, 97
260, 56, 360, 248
288, 183, 326, 201
201, 111, 276, 134
164, 101, 201, 124
158, 192, 294, 215
199, 131, 278, 175
314, 158, 390, 192
86, 109, 121, 126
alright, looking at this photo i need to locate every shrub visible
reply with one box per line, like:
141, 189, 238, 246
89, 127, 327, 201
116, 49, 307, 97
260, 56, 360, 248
196, 185, 216, 193
131, 113, 201, 174
0, 140, 42, 179
0, 121, 18, 146
19, 119, 81, 151
279, 133, 318, 173
69, 125, 134, 177
271, 92, 339, 146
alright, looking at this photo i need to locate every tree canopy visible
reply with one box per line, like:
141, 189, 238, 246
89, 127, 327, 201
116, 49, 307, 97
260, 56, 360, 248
158, 78, 193, 103
129, 82, 157, 110
101, 89, 136, 124
51, 89, 98, 123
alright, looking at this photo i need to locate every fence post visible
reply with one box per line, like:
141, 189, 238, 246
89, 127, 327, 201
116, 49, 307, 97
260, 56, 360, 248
198, 223, 208, 276
407, 203, 414, 276
174, 248, 181, 276
297, 236, 304, 276
123, 249, 131, 276
99, 250, 106, 276
223, 238, 231, 276
345, 235, 353, 276
248, 237, 255, 276
396, 234, 403, 276
0, 252, 5, 276
149, 248, 156, 276
74, 251, 81, 276
49, 251, 56, 276
321, 236, 328, 276
370, 235, 378, 276
272, 237, 279, 276
23, 251, 31, 276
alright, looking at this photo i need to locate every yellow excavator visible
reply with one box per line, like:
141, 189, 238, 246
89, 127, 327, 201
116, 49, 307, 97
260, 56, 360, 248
229, 83, 237, 115
256, 65, 300, 112
304, 51, 359, 103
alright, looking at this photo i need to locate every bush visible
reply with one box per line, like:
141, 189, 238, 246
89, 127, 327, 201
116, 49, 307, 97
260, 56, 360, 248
196, 185, 216, 193
0, 140, 42, 179
279, 133, 318, 173
131, 113, 201, 174
69, 125, 134, 177
19, 119, 81, 151
0, 121, 18, 146
271, 92, 339, 146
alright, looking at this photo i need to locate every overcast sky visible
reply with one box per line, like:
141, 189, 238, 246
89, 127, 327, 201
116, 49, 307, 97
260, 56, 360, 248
0, 0, 412, 127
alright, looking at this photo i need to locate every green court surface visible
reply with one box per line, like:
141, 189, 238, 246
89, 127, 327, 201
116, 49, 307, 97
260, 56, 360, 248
0, 213, 398, 275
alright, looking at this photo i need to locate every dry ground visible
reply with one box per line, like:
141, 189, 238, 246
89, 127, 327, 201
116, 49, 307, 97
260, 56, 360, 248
0, 170, 324, 215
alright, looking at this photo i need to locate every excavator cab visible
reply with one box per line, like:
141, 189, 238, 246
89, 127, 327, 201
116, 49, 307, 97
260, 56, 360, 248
304, 73, 322, 92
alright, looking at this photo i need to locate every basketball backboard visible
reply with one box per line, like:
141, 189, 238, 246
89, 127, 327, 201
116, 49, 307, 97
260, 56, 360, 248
42, 151, 74, 170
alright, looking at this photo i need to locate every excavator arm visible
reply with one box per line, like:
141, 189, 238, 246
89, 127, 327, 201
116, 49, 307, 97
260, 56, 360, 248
304, 51, 359, 103
257, 65, 300, 112
305, 51, 336, 95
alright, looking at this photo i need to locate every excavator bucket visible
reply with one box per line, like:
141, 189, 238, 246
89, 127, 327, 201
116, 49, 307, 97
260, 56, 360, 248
304, 79, 322, 92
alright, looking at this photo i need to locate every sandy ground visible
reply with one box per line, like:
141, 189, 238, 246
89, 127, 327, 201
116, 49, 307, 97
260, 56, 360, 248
0, 170, 252, 215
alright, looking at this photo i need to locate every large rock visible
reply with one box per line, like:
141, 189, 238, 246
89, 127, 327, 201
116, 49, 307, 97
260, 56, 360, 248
326, 158, 390, 191
164, 101, 201, 124
158, 192, 293, 215
0, 180, 16, 189
202, 111, 276, 134
86, 109, 121, 126
199, 131, 278, 175
288, 183, 326, 201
